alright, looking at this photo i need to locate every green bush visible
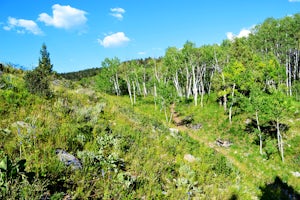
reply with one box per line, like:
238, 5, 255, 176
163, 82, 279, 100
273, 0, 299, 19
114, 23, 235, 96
24, 69, 52, 98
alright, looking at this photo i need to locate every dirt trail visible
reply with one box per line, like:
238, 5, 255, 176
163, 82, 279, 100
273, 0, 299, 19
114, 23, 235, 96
170, 103, 248, 174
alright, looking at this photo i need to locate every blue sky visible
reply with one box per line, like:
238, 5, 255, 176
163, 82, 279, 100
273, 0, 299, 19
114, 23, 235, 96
0, 0, 299, 73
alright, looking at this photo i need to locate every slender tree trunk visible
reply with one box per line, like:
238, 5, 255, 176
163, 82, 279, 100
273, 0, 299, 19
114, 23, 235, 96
115, 73, 120, 96
185, 65, 190, 99
134, 79, 141, 96
143, 66, 147, 97
286, 52, 292, 96
200, 81, 205, 107
229, 83, 236, 124
188, 78, 192, 99
192, 65, 198, 106
173, 70, 182, 97
132, 80, 136, 104
126, 78, 133, 105
154, 59, 160, 82
208, 69, 214, 95
143, 82, 147, 97
200, 65, 206, 107
210, 48, 218, 95
256, 111, 263, 155
154, 83, 157, 110
221, 72, 227, 111
296, 50, 300, 80
276, 118, 284, 162
113, 79, 119, 96
289, 53, 292, 96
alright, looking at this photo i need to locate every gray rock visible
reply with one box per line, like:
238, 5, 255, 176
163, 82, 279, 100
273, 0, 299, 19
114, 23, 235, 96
189, 123, 202, 130
56, 149, 82, 170
184, 154, 196, 162
216, 139, 232, 148
12, 121, 32, 129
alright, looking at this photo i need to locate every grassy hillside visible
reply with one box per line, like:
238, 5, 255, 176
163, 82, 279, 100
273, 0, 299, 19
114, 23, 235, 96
1, 65, 300, 199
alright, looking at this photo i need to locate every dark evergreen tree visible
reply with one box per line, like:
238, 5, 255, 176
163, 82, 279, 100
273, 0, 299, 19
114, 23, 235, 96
38, 43, 53, 75
24, 43, 53, 98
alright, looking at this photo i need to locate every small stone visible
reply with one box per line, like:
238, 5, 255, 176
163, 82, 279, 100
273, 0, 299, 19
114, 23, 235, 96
189, 123, 202, 130
184, 154, 196, 163
291, 171, 300, 177
169, 128, 179, 137
245, 118, 252, 124
216, 138, 232, 148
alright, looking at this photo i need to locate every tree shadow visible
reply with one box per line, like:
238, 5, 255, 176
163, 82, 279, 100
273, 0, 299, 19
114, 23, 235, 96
245, 119, 289, 140
259, 176, 300, 200
229, 193, 238, 200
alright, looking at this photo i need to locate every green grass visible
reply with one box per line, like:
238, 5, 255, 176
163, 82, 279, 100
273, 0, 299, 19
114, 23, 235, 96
1, 70, 300, 199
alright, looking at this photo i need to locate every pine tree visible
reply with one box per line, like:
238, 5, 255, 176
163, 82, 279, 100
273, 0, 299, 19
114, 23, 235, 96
38, 43, 53, 75
24, 43, 53, 98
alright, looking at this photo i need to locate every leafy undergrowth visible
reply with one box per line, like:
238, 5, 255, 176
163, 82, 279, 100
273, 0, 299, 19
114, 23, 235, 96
172, 96, 300, 198
1, 71, 300, 199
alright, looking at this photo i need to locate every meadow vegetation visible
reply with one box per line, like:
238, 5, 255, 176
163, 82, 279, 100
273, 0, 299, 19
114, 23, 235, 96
1, 13, 300, 199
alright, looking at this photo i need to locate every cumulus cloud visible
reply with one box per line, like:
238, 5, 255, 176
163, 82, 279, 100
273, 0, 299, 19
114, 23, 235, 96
98, 32, 130, 48
226, 28, 251, 41
38, 4, 87, 29
110, 7, 125, 20
3, 17, 43, 35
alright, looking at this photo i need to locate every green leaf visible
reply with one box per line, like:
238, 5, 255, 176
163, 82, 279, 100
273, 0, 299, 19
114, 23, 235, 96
0, 157, 7, 171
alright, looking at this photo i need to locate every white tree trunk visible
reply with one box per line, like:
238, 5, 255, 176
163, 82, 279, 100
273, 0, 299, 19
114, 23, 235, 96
154, 83, 157, 110
143, 82, 147, 97
185, 65, 190, 99
221, 72, 227, 112
229, 83, 236, 124
126, 78, 133, 105
192, 65, 198, 106
173, 71, 182, 97
132, 80, 136, 104
276, 118, 284, 162
115, 73, 120, 96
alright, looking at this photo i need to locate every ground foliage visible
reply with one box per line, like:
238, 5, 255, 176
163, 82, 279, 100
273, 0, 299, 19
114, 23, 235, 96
1, 13, 300, 199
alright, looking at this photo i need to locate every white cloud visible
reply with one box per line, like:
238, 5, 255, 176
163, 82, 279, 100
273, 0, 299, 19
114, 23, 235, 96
226, 28, 251, 41
98, 32, 130, 48
38, 4, 87, 29
110, 7, 125, 20
111, 8, 125, 13
3, 17, 43, 35
289, 0, 300, 2
138, 51, 146, 55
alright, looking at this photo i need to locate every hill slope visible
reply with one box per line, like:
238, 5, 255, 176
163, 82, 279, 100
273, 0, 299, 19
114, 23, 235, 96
1, 65, 300, 199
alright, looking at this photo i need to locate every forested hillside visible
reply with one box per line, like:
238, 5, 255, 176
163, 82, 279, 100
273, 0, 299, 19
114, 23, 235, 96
1, 14, 300, 199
